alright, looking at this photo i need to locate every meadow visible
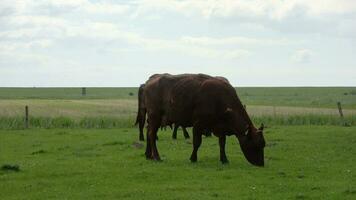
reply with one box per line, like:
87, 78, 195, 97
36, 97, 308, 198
0, 87, 355, 129
0, 87, 355, 199
0, 126, 355, 199
1, 87, 356, 108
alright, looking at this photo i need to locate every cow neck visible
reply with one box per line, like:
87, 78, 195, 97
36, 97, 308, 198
237, 104, 254, 135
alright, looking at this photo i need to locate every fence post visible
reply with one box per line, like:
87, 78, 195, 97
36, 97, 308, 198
273, 106, 276, 117
337, 102, 344, 118
82, 87, 86, 96
337, 102, 349, 126
25, 105, 29, 129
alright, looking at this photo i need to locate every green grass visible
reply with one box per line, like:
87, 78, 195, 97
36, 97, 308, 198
0, 87, 355, 128
1, 87, 356, 109
0, 126, 355, 199
236, 87, 356, 109
0, 98, 355, 129
0, 99, 137, 117
0, 87, 138, 100
0, 114, 354, 130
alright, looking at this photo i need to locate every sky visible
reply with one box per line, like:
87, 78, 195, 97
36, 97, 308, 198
0, 0, 355, 87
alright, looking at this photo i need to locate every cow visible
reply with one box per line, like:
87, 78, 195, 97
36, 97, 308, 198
135, 83, 190, 141
135, 75, 229, 141
143, 73, 266, 166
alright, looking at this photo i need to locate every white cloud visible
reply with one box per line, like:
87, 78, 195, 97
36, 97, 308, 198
292, 49, 313, 63
0, 39, 52, 51
0, 0, 355, 86
135, 0, 356, 20
83, 2, 130, 14
181, 36, 295, 46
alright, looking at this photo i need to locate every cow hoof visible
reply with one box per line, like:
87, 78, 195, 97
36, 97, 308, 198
221, 160, 229, 164
190, 156, 197, 163
153, 156, 161, 161
145, 152, 153, 159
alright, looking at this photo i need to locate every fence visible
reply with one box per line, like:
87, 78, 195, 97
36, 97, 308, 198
9, 102, 353, 129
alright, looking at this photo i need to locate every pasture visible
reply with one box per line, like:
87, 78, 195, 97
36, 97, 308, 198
0, 126, 355, 199
0, 87, 356, 129
1, 87, 356, 108
0, 87, 355, 199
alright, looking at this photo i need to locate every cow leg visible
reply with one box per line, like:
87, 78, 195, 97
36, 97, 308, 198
219, 135, 229, 164
172, 125, 178, 139
139, 112, 146, 141
146, 126, 161, 160
182, 127, 190, 139
190, 125, 203, 162
149, 126, 161, 161
146, 114, 161, 161
145, 130, 151, 159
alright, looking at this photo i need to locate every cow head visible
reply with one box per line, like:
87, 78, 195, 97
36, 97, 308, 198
237, 124, 265, 166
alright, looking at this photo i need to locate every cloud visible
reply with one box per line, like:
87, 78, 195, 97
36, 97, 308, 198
0, 0, 354, 86
135, 0, 356, 20
292, 49, 313, 63
83, 2, 130, 14
181, 36, 295, 46
133, 0, 356, 37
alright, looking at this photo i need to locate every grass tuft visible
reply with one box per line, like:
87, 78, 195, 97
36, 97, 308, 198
1, 164, 20, 172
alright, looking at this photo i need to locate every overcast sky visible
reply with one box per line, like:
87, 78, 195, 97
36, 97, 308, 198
0, 0, 355, 87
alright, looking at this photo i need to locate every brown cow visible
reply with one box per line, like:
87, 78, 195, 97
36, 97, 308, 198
136, 75, 229, 141
143, 73, 266, 166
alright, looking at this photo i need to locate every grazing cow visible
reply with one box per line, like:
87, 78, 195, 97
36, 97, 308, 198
136, 75, 228, 141
143, 73, 266, 166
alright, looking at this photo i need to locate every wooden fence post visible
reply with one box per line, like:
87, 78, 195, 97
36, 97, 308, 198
82, 87, 86, 96
25, 105, 29, 129
337, 102, 349, 126
337, 102, 344, 118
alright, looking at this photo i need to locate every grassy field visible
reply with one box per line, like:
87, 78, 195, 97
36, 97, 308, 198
0, 87, 137, 100
0, 87, 355, 128
237, 87, 356, 109
1, 126, 355, 199
1, 87, 356, 108
1, 99, 356, 118
0, 88, 355, 199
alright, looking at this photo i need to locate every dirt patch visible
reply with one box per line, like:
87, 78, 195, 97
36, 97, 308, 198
102, 141, 125, 146
132, 141, 144, 149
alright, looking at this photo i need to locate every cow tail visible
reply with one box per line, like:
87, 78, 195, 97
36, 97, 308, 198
135, 84, 145, 126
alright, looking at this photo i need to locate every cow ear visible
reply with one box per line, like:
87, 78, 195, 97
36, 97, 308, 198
259, 123, 264, 131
